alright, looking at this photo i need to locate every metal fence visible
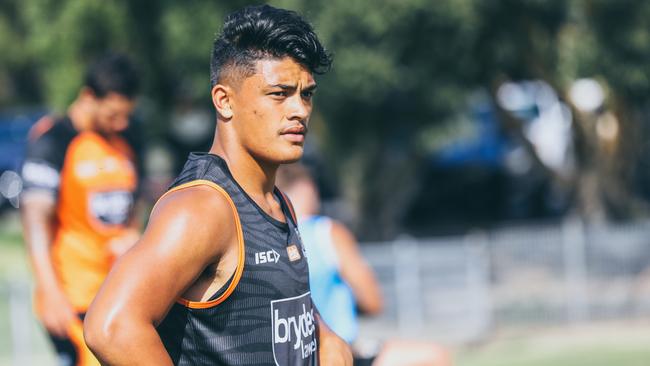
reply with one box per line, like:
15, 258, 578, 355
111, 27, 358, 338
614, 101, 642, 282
0, 278, 53, 366
2, 218, 650, 363
358, 218, 650, 343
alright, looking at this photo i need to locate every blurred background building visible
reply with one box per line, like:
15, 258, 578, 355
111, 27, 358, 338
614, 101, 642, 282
1, 0, 650, 365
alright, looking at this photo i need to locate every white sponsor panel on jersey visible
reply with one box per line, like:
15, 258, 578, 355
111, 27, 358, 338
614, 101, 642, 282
271, 292, 317, 365
75, 157, 135, 179
89, 190, 133, 225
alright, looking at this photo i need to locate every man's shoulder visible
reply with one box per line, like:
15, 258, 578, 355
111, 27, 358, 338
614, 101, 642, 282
25, 116, 77, 162
155, 183, 237, 225
22, 116, 77, 184
148, 183, 239, 254
170, 153, 223, 187
28, 115, 76, 145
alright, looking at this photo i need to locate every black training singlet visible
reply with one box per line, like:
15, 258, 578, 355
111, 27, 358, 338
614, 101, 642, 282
157, 153, 318, 366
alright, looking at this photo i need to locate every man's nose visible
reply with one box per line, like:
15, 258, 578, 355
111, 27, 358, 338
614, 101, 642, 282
287, 95, 310, 121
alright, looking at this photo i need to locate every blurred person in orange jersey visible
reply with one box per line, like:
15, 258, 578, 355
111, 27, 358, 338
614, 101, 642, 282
278, 163, 452, 366
20, 53, 143, 366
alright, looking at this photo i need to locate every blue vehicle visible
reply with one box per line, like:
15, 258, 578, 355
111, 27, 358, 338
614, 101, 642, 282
0, 109, 47, 211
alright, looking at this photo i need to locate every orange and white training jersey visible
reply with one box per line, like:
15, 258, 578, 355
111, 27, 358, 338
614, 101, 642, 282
21, 116, 142, 312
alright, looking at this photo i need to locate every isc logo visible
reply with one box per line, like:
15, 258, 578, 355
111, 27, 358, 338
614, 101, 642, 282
255, 249, 280, 264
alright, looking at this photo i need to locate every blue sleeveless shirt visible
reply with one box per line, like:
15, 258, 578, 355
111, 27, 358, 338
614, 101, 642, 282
298, 215, 357, 343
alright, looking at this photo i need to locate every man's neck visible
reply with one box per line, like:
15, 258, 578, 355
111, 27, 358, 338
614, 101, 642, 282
209, 140, 277, 198
208, 123, 290, 223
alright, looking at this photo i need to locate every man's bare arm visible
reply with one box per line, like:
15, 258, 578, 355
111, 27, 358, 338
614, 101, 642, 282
21, 192, 77, 337
107, 199, 146, 258
316, 312, 353, 366
84, 186, 237, 365
330, 221, 384, 315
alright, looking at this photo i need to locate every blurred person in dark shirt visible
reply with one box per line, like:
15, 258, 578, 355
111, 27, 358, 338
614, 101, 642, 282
20, 53, 143, 366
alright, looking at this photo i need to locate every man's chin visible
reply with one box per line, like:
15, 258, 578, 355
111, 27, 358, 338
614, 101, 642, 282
283, 145, 305, 163
96, 125, 128, 136
113, 124, 129, 133
274, 149, 304, 165
279, 156, 303, 164
251, 145, 304, 165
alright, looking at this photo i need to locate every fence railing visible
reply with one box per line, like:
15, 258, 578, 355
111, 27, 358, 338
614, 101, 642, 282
358, 218, 650, 343
0, 278, 52, 366
2, 218, 650, 363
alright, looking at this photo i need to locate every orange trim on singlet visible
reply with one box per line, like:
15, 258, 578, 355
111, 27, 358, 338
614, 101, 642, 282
67, 318, 100, 366
278, 190, 298, 224
156, 180, 245, 309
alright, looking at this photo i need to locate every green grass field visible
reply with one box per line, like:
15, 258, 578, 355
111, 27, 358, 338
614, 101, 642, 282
2, 212, 650, 366
455, 323, 650, 366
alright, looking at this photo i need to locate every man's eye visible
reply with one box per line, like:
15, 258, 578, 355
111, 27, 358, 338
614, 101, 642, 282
301, 91, 314, 99
270, 91, 287, 97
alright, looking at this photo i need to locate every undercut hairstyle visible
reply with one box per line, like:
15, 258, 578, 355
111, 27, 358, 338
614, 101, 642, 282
210, 5, 332, 87
84, 53, 139, 99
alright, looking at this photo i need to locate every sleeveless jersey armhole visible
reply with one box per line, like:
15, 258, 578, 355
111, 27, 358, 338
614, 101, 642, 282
153, 179, 245, 309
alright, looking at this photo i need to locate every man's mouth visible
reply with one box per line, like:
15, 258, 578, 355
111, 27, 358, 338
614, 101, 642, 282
280, 125, 307, 142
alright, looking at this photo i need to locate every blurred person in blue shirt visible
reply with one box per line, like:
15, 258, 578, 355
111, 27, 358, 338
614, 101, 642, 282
278, 163, 451, 366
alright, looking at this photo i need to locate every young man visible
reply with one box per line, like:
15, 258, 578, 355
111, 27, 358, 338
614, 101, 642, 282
84, 5, 352, 366
20, 54, 142, 366
278, 164, 452, 366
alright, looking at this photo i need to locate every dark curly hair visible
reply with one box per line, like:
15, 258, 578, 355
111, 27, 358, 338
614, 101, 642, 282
84, 53, 139, 98
210, 5, 332, 87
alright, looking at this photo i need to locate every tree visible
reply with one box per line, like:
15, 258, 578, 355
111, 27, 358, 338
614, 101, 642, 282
2, 0, 650, 239
276, 0, 480, 239
472, 0, 650, 222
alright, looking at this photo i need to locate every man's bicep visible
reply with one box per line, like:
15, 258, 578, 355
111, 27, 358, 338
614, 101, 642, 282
330, 222, 371, 281
93, 188, 234, 322
330, 221, 383, 314
21, 191, 56, 217
99, 239, 205, 324
20, 191, 57, 252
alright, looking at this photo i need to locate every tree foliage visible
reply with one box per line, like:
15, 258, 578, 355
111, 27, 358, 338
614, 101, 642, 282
1, 0, 649, 239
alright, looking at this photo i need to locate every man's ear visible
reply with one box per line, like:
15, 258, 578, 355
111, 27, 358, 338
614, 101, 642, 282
79, 87, 97, 102
212, 84, 233, 120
